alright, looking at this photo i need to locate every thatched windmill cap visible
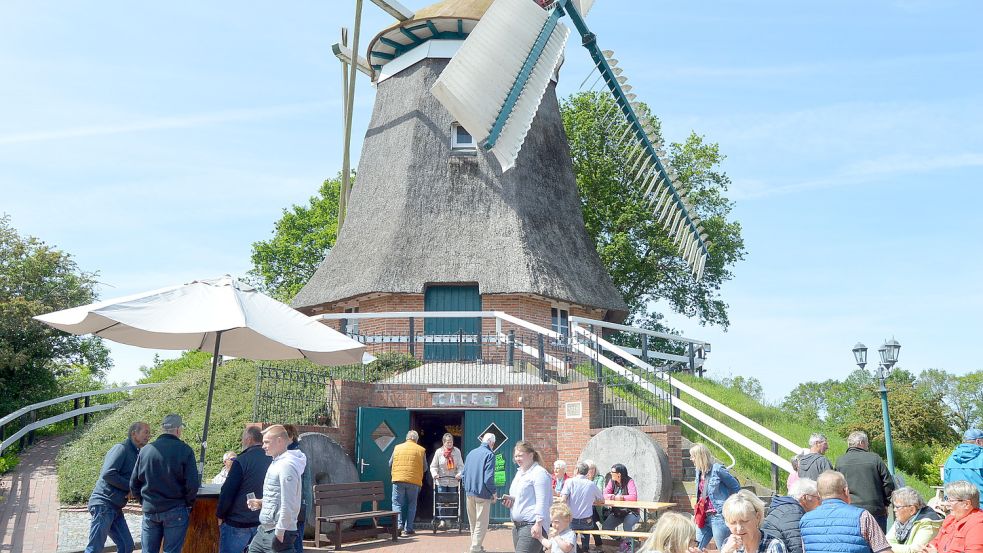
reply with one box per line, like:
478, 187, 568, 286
366, 0, 493, 76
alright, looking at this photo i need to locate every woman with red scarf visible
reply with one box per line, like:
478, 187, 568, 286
430, 432, 465, 528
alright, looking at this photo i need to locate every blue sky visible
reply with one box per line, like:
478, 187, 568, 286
2, 1, 981, 401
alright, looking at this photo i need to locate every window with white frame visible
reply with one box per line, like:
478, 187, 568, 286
551, 307, 569, 344
344, 306, 359, 336
451, 122, 476, 150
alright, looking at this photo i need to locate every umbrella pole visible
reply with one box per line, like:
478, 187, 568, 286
199, 330, 223, 469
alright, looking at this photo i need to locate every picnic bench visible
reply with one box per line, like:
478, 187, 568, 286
314, 481, 400, 550
575, 530, 653, 553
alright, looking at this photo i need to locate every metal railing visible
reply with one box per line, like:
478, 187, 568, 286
0, 384, 160, 455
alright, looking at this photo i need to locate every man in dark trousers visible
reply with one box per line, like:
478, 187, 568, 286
834, 430, 896, 532
462, 433, 497, 553
130, 414, 200, 553
217, 426, 272, 553
84, 421, 150, 553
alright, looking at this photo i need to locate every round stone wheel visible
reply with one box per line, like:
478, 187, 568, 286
298, 432, 360, 537
578, 426, 673, 502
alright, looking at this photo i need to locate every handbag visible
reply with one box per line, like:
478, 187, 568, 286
693, 495, 711, 529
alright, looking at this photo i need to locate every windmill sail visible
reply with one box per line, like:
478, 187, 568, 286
431, 0, 569, 170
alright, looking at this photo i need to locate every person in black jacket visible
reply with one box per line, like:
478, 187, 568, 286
834, 430, 896, 532
217, 426, 272, 553
84, 421, 150, 553
760, 478, 820, 553
129, 414, 200, 553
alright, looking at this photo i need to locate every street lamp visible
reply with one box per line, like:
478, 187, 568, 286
852, 339, 900, 475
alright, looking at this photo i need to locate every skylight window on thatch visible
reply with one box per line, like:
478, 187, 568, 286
451, 122, 476, 151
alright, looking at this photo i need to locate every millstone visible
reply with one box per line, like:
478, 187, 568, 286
298, 432, 360, 536
578, 426, 673, 502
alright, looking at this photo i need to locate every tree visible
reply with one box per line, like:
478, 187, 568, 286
917, 368, 983, 432
560, 92, 746, 329
721, 375, 764, 402
0, 215, 111, 416
844, 378, 956, 446
248, 176, 343, 302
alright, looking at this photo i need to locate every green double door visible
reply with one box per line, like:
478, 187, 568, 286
355, 407, 522, 524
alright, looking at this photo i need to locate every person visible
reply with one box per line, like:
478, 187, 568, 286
552, 460, 569, 497
798, 433, 833, 480
761, 478, 820, 553
246, 424, 307, 553
834, 431, 896, 531
213, 451, 238, 485
604, 463, 640, 553
884, 486, 941, 552
942, 429, 983, 495
539, 502, 576, 553
216, 426, 272, 553
84, 421, 150, 553
691, 443, 742, 549
129, 414, 199, 553
638, 511, 701, 553
429, 432, 464, 529
560, 461, 603, 553
389, 429, 426, 536
586, 460, 606, 552
799, 470, 893, 553
283, 425, 312, 553
462, 432, 497, 553
787, 456, 801, 491
501, 440, 552, 553
720, 490, 787, 553
924, 479, 983, 553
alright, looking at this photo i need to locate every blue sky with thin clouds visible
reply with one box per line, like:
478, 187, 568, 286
2, 1, 981, 400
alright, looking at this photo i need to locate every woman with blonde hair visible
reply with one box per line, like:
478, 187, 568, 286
501, 441, 552, 553
720, 490, 786, 553
638, 512, 700, 553
690, 443, 741, 549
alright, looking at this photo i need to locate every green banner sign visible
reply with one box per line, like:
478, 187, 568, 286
494, 453, 506, 487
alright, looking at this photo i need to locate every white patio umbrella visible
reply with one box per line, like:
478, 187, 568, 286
34, 275, 370, 465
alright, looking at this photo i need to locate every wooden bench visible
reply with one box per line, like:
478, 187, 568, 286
314, 481, 400, 550
575, 530, 653, 553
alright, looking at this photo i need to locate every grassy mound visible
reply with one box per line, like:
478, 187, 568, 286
57, 357, 258, 504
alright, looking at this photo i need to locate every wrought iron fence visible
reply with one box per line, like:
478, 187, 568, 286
253, 364, 334, 426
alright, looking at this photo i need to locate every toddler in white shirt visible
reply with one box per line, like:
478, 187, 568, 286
539, 503, 576, 553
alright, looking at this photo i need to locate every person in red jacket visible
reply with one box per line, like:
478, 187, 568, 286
924, 480, 983, 553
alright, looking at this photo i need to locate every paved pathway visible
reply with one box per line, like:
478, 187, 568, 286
0, 434, 67, 553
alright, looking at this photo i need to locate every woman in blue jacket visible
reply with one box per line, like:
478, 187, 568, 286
691, 443, 742, 549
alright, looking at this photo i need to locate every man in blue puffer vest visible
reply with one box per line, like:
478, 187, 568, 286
799, 471, 892, 553
943, 428, 983, 495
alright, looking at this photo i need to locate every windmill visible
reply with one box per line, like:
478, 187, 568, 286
429, 0, 710, 279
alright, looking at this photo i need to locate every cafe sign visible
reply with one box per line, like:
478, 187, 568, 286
428, 388, 502, 408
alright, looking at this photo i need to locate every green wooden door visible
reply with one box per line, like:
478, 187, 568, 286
355, 407, 410, 514
462, 410, 523, 523
424, 285, 481, 361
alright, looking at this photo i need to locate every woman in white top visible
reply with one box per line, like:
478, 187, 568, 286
211, 451, 237, 485
501, 440, 552, 553
429, 432, 464, 527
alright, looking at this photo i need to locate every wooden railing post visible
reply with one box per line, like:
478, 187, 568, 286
73, 397, 81, 428
83, 396, 91, 424
771, 440, 780, 492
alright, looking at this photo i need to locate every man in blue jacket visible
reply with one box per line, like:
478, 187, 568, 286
943, 428, 983, 495
85, 421, 150, 553
217, 426, 271, 553
129, 414, 200, 553
462, 433, 497, 553
800, 471, 892, 553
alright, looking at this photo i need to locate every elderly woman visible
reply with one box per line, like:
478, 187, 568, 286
429, 432, 464, 528
552, 460, 569, 497
502, 440, 553, 553
638, 512, 701, 553
924, 480, 983, 553
691, 443, 742, 549
884, 486, 942, 552
211, 451, 237, 485
719, 490, 786, 553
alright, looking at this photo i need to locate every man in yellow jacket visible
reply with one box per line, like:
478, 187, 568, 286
389, 430, 426, 536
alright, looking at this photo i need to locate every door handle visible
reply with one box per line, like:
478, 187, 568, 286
359, 459, 371, 474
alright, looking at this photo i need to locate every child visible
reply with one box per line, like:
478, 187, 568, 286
540, 503, 576, 553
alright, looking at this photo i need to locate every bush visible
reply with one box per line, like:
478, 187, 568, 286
0, 450, 19, 474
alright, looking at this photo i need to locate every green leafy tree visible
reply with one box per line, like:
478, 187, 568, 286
843, 377, 956, 446
560, 92, 746, 328
918, 368, 983, 431
0, 215, 111, 417
720, 375, 764, 402
248, 176, 343, 302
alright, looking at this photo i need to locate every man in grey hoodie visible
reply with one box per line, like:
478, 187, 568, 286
797, 432, 833, 480
247, 425, 307, 553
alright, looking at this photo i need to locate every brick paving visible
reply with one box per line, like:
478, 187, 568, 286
0, 434, 67, 553
306, 528, 517, 552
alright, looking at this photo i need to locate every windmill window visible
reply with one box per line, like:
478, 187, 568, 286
451, 122, 476, 151
551, 307, 569, 344
344, 306, 359, 336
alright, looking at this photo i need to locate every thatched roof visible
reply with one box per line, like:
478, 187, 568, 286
292, 58, 628, 320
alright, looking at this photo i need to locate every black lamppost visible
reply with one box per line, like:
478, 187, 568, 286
852, 338, 901, 474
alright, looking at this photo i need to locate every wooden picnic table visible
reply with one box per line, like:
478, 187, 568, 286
595, 499, 675, 523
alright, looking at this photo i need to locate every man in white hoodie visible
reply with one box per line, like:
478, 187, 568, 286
246, 425, 307, 553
